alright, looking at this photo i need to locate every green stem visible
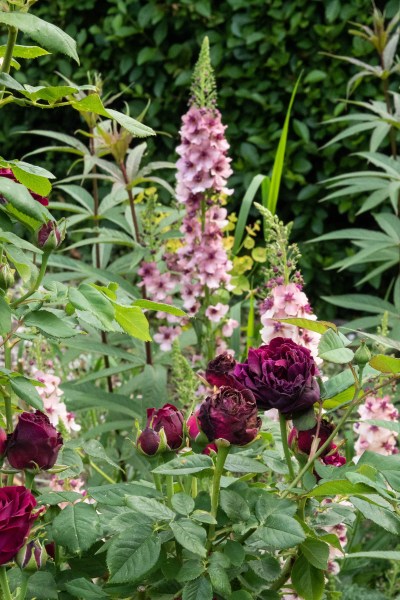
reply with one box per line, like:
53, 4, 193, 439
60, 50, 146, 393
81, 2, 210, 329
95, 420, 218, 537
18, 574, 29, 600
207, 444, 230, 548
0, 566, 12, 600
24, 470, 35, 490
0, 26, 18, 101
279, 412, 295, 479
4, 344, 13, 433
11, 251, 50, 308
269, 554, 295, 591
166, 475, 174, 508
152, 473, 162, 493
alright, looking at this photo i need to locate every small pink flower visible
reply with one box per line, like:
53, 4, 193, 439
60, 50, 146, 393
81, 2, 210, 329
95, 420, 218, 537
205, 303, 229, 323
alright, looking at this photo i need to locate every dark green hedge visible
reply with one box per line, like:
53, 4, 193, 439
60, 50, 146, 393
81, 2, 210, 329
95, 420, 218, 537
1, 0, 398, 315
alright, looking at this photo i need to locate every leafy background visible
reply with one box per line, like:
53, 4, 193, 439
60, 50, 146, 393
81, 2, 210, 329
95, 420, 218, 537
1, 0, 398, 316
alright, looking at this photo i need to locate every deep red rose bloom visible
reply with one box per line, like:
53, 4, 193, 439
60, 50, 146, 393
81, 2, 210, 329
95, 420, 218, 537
289, 421, 334, 457
0, 486, 38, 565
7, 411, 63, 470
234, 337, 320, 416
0, 168, 49, 206
186, 411, 217, 454
323, 445, 346, 467
147, 404, 184, 450
205, 352, 237, 388
0, 428, 7, 457
198, 386, 261, 446
137, 427, 162, 456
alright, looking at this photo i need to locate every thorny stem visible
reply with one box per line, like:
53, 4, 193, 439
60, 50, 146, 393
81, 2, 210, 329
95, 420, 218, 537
17, 575, 29, 600
0, 567, 12, 600
120, 161, 152, 365
207, 444, 230, 549
0, 26, 18, 102
269, 554, 296, 591
279, 412, 295, 479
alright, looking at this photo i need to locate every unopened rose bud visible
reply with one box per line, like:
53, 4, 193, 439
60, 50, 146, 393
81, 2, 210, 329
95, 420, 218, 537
0, 261, 15, 291
136, 427, 166, 456
16, 541, 47, 571
354, 341, 371, 367
289, 421, 334, 457
37, 221, 62, 250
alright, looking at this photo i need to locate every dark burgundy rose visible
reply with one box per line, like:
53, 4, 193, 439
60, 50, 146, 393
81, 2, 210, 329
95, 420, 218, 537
37, 221, 61, 250
137, 427, 163, 456
7, 411, 63, 470
186, 411, 217, 455
205, 352, 237, 388
0, 168, 49, 206
289, 421, 334, 457
0, 427, 7, 458
322, 445, 346, 467
198, 386, 261, 446
234, 337, 320, 416
146, 404, 184, 450
0, 486, 38, 565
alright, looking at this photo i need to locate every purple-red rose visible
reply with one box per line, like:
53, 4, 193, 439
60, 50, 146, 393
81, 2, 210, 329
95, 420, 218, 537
234, 337, 320, 416
0, 427, 7, 458
0, 168, 49, 206
205, 352, 237, 388
198, 386, 261, 446
7, 411, 63, 471
137, 404, 184, 456
186, 411, 217, 455
322, 445, 346, 467
289, 421, 334, 457
0, 486, 38, 565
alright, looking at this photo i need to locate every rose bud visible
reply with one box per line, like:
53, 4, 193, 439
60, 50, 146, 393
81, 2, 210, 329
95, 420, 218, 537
7, 411, 63, 471
0, 168, 49, 206
146, 404, 184, 451
137, 427, 166, 457
234, 337, 320, 417
205, 352, 238, 388
37, 221, 62, 250
198, 386, 261, 446
322, 445, 346, 467
0, 486, 39, 565
0, 427, 7, 458
0, 261, 15, 291
16, 541, 47, 571
289, 421, 334, 457
186, 411, 217, 455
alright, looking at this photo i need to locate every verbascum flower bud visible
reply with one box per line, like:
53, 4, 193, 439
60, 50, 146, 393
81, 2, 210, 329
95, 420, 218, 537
37, 221, 62, 250
16, 541, 47, 571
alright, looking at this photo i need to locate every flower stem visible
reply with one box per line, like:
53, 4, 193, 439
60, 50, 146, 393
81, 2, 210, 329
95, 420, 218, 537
0, 566, 12, 600
279, 412, 295, 479
166, 475, 174, 508
11, 251, 50, 308
0, 26, 18, 101
207, 444, 230, 548
24, 470, 35, 490
18, 574, 29, 600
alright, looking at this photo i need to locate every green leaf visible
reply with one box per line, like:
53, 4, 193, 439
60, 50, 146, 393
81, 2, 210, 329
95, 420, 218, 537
37, 491, 83, 505
133, 298, 186, 317
224, 540, 245, 567
291, 555, 324, 600
182, 577, 213, 600
248, 556, 281, 581
357, 452, 400, 492
152, 454, 213, 476
307, 480, 376, 497
177, 560, 205, 583
275, 318, 337, 335
0, 230, 43, 253
191, 510, 217, 525
0, 13, 79, 63
88, 482, 159, 506
344, 551, 400, 560
230, 593, 253, 600
369, 354, 400, 373
248, 515, 306, 550
0, 44, 50, 59
125, 496, 175, 521
292, 407, 316, 431
318, 329, 354, 363
220, 489, 250, 522
82, 439, 120, 470
0, 295, 11, 336
75, 284, 115, 330
232, 173, 268, 255
5, 245, 36, 282
10, 375, 44, 411
209, 561, 231, 597
24, 310, 77, 338
171, 493, 195, 516
114, 304, 151, 341
0, 177, 52, 224
10, 164, 51, 197
107, 526, 161, 583
52, 503, 101, 553
64, 578, 108, 599
224, 454, 268, 474
300, 538, 330, 570
170, 519, 207, 558
350, 496, 400, 535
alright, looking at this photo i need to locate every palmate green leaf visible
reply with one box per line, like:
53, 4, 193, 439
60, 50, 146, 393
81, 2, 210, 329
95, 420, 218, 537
318, 329, 354, 364
24, 310, 77, 338
291, 555, 324, 600
182, 577, 213, 600
369, 354, 400, 373
114, 304, 151, 342
275, 318, 337, 335
350, 496, 400, 535
0, 295, 11, 336
107, 526, 161, 583
0, 12, 79, 63
52, 503, 101, 553
170, 519, 207, 558
64, 578, 108, 600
